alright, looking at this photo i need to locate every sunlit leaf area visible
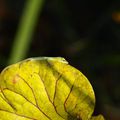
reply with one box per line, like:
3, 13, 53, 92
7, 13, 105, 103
0, 57, 104, 120
0, 0, 120, 119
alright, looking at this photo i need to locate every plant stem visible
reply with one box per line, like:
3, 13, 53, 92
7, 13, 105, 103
8, 0, 44, 64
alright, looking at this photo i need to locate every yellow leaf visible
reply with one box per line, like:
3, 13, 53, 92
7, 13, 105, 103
90, 115, 105, 120
0, 57, 97, 120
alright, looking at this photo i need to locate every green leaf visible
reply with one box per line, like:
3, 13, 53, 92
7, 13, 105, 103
0, 57, 104, 120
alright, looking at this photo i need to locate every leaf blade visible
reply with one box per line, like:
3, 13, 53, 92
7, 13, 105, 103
0, 57, 97, 120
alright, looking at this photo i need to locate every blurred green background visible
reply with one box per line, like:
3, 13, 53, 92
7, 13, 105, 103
0, 0, 120, 119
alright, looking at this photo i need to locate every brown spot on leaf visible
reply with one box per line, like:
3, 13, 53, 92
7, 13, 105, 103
12, 74, 20, 84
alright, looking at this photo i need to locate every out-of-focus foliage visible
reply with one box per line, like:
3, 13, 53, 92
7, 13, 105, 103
0, 0, 120, 119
